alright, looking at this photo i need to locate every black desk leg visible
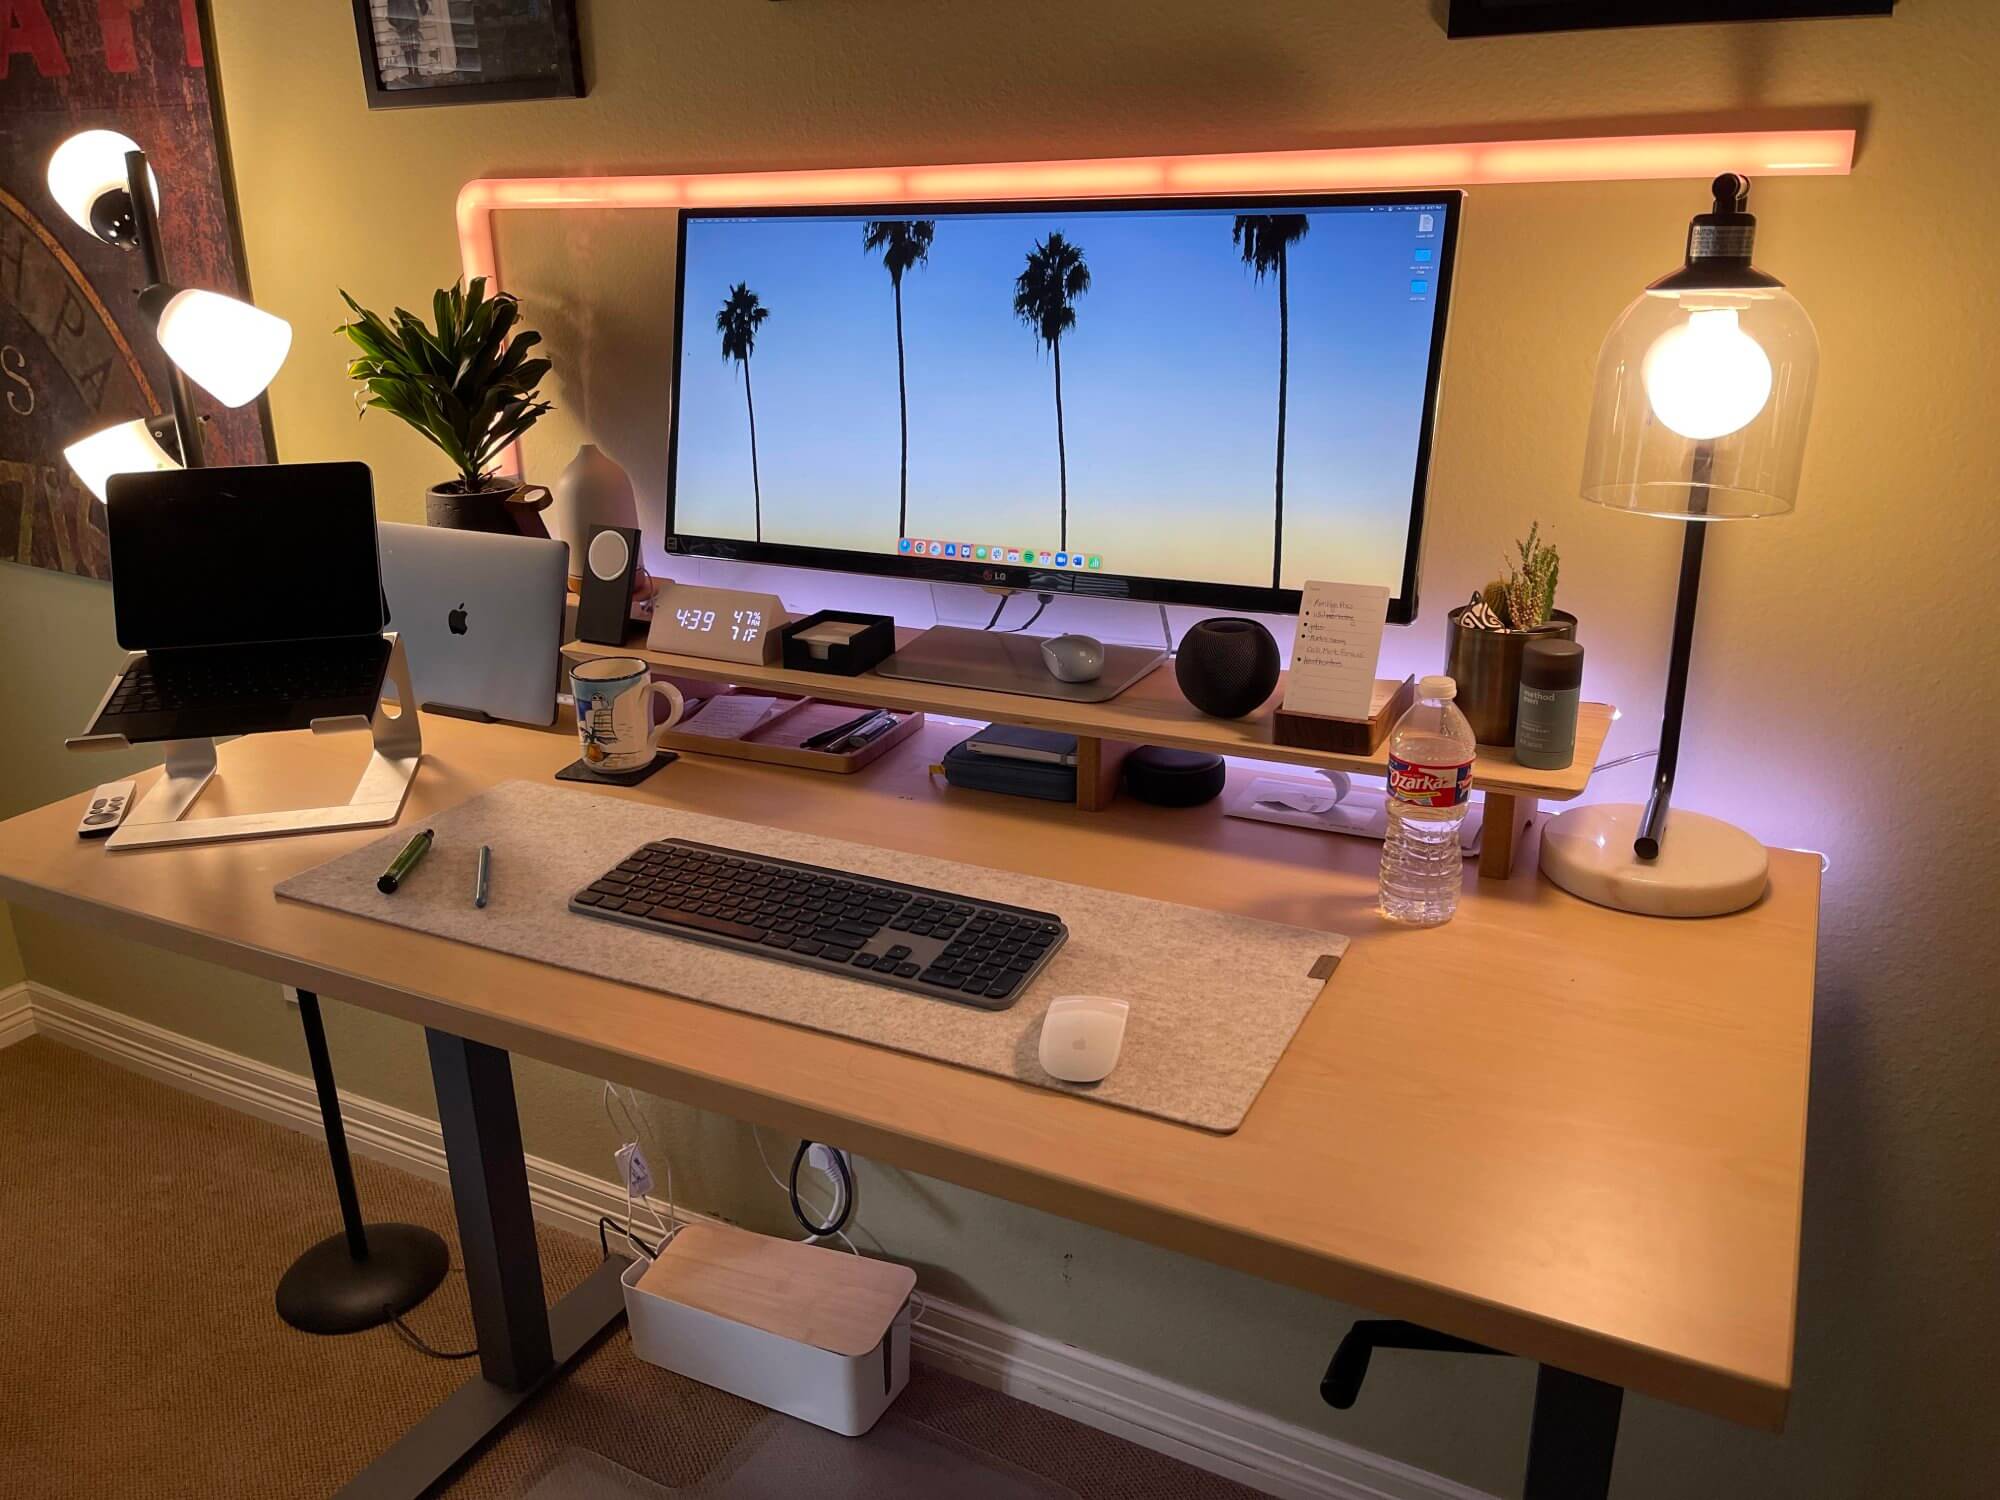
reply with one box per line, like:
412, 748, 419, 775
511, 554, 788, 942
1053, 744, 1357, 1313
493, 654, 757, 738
334, 1029, 628, 1499
1523, 1365, 1623, 1500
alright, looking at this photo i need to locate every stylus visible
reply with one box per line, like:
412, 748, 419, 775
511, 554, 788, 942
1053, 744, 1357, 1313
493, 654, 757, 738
473, 844, 492, 909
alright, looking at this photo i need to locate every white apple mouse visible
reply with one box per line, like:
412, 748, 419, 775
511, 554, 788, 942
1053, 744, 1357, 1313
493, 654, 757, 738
1040, 634, 1105, 684
1038, 995, 1129, 1084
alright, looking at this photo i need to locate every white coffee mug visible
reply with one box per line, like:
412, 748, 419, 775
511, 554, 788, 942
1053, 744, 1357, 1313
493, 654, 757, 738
570, 657, 685, 773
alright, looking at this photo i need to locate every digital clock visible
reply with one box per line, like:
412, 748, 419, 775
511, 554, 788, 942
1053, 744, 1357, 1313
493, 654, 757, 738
646, 583, 791, 665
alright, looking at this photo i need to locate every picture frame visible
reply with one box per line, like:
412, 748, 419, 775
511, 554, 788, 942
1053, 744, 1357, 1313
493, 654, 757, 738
351, 0, 585, 110
1444, 0, 1894, 37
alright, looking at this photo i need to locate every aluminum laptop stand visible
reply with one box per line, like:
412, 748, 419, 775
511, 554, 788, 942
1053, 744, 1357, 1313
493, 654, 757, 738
65, 633, 423, 850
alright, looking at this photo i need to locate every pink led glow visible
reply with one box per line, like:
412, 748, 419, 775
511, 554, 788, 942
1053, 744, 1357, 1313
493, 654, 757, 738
459, 129, 1854, 472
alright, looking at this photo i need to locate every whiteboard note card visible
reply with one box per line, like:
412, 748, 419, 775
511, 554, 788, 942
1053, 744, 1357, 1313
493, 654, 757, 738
1282, 581, 1390, 719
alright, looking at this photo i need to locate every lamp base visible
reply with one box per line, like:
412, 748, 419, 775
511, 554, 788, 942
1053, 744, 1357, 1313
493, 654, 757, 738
275, 1223, 450, 1335
1539, 803, 1767, 917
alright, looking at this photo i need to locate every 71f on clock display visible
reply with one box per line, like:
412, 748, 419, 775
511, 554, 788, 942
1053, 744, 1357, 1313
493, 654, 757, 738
648, 584, 789, 665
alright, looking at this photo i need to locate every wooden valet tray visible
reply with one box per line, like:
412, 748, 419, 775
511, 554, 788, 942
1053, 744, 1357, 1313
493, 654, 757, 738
1270, 676, 1416, 756
655, 691, 924, 774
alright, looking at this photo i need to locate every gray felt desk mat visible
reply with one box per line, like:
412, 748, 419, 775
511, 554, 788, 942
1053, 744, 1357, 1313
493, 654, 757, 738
275, 781, 1345, 1132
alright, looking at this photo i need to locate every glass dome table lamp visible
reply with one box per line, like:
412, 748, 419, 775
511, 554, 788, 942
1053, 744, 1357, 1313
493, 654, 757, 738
1540, 174, 1819, 917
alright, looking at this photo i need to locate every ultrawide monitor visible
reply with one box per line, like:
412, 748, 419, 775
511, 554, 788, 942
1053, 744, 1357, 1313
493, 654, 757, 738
665, 190, 1460, 622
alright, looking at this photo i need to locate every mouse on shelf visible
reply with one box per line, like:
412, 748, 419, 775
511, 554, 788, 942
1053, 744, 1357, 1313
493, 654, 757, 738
1039, 634, 1105, 684
1038, 994, 1129, 1084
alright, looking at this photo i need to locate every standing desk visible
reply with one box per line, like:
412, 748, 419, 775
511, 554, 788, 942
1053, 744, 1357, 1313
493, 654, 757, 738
0, 711, 1820, 1499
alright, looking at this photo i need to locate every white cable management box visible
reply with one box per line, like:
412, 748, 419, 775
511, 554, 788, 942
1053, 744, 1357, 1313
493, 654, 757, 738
622, 1220, 917, 1436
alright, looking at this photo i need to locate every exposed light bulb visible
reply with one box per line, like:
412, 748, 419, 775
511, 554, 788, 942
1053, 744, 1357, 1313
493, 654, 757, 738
153, 289, 293, 408
1641, 307, 1773, 441
62, 419, 180, 504
46, 130, 159, 239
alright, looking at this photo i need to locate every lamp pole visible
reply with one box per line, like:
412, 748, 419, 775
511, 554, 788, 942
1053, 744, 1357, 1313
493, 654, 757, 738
1635, 441, 1713, 860
123, 148, 205, 468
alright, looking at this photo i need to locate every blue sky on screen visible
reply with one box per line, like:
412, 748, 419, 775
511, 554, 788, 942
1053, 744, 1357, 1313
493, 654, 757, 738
673, 201, 1447, 593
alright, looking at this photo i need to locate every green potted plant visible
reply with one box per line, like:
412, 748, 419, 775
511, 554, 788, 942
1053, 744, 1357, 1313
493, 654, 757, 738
1443, 522, 1578, 746
338, 277, 555, 533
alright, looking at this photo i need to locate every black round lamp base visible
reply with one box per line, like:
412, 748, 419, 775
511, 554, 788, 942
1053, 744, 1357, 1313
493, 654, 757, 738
275, 1223, 450, 1335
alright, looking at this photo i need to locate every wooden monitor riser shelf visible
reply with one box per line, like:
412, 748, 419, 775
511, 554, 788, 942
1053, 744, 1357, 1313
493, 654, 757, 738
564, 628, 1614, 881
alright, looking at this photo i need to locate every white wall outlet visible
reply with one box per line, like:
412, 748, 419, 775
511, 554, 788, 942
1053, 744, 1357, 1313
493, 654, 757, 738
616, 1142, 655, 1198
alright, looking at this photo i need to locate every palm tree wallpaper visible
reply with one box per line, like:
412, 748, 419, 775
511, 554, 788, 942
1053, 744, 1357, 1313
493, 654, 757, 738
1012, 232, 1092, 552
674, 202, 1448, 598
714, 282, 769, 541
1233, 214, 1311, 590
860, 219, 935, 538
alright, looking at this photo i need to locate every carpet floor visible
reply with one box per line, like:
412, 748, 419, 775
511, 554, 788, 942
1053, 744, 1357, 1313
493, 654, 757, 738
0, 1035, 1267, 1499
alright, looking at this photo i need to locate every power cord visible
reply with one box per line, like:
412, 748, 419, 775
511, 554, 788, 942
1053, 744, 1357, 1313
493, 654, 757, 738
386, 1308, 476, 1361
753, 1127, 859, 1254
788, 1139, 855, 1238
981, 591, 1055, 633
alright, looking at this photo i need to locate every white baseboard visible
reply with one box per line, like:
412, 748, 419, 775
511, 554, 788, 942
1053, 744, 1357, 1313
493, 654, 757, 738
0, 981, 36, 1050
12, 980, 1489, 1500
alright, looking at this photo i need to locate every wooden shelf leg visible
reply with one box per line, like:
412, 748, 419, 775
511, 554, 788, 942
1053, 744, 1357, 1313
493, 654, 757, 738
1075, 737, 1130, 812
1477, 792, 1535, 880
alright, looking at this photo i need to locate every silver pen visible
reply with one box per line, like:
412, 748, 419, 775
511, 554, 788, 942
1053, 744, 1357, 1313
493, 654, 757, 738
473, 844, 492, 908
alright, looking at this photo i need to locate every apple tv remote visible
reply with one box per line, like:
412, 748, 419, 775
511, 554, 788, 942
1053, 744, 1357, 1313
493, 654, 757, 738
77, 780, 137, 839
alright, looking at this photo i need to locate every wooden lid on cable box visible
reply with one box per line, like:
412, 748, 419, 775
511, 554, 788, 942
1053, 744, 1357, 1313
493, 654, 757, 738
635, 1220, 918, 1357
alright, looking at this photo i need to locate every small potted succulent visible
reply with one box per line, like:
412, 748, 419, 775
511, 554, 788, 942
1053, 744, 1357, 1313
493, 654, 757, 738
339, 277, 555, 534
1443, 522, 1578, 746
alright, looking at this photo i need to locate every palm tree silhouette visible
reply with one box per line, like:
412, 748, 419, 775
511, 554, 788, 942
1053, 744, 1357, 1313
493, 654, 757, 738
1012, 232, 1091, 550
715, 283, 769, 541
1233, 214, 1310, 589
861, 219, 935, 537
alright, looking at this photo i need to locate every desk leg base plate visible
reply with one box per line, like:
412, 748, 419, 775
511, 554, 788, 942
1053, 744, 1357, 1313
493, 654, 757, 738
334, 1255, 631, 1499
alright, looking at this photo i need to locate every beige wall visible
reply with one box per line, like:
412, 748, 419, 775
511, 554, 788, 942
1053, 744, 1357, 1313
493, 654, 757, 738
3, 2, 1997, 1494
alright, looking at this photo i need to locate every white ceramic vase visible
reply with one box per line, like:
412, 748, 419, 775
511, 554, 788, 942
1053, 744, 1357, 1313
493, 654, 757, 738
548, 443, 638, 584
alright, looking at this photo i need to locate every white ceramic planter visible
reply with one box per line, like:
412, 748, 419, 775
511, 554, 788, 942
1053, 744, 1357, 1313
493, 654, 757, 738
548, 443, 638, 583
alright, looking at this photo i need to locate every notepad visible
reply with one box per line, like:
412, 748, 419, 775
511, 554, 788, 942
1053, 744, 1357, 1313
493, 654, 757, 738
1281, 581, 1390, 720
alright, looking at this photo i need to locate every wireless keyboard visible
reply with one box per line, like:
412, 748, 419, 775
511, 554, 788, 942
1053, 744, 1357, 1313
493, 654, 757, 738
569, 838, 1067, 1011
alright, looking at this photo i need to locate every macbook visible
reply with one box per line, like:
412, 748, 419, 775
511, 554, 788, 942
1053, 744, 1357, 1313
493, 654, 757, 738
379, 522, 568, 726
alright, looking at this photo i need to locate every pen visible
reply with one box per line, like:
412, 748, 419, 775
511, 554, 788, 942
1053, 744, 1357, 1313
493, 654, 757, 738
802, 708, 880, 752
833, 713, 899, 754
473, 844, 492, 909
825, 709, 894, 754
377, 829, 434, 894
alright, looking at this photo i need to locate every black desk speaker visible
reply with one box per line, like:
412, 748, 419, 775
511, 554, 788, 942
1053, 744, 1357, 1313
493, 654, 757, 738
577, 525, 640, 645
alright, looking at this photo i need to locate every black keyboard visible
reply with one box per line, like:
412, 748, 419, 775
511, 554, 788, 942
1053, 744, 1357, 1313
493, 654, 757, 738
108, 641, 387, 717
570, 839, 1067, 1011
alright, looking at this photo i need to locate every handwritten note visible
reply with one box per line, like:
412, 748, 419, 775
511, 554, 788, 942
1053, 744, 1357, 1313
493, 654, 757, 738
1281, 580, 1390, 719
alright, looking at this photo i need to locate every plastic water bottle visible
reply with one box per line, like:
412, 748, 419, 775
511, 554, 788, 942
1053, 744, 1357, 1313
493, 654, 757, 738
1379, 675, 1476, 926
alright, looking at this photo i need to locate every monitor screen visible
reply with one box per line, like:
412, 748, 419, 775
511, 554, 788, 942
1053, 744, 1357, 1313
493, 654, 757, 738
107, 461, 387, 650
665, 191, 1460, 621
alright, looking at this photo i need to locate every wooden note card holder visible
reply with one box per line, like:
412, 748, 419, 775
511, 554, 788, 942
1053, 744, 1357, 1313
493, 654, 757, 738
1270, 675, 1416, 756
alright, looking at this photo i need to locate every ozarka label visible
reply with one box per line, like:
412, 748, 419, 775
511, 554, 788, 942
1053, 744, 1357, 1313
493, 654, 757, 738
1387, 755, 1472, 808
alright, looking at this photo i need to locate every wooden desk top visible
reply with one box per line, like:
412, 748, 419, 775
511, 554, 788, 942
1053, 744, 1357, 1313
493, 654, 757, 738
0, 713, 1817, 1429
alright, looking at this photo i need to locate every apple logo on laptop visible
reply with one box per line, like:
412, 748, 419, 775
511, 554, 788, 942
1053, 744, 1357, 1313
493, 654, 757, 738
448, 603, 468, 636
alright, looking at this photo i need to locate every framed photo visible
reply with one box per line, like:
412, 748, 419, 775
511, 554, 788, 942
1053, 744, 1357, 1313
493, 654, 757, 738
1445, 0, 1893, 37
352, 0, 585, 109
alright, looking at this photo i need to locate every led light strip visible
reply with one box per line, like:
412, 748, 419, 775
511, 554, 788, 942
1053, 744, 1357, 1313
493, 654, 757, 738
458, 128, 1854, 472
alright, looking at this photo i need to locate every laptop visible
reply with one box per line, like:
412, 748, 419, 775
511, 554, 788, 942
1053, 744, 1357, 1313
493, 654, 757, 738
88, 462, 391, 745
378, 522, 568, 726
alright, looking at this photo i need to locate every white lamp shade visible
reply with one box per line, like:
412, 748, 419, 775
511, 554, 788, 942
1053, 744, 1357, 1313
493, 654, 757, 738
46, 130, 159, 238
1580, 282, 1818, 519
63, 418, 180, 504
154, 288, 292, 408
